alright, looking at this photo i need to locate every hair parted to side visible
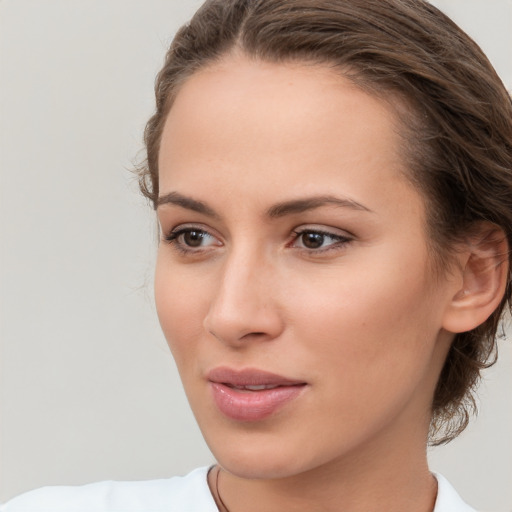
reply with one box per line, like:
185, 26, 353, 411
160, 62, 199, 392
138, 0, 512, 444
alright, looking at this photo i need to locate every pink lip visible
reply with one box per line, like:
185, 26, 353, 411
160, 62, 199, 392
207, 367, 307, 422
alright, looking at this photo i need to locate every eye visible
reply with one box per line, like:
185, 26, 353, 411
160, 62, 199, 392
291, 228, 352, 252
164, 226, 221, 252
178, 229, 212, 247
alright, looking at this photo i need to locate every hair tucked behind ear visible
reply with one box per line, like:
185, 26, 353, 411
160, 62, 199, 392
137, 0, 512, 444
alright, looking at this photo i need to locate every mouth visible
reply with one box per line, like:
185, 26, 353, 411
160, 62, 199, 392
224, 383, 287, 391
207, 367, 308, 421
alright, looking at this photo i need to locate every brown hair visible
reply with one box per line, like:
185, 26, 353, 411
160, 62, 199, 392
138, 0, 512, 444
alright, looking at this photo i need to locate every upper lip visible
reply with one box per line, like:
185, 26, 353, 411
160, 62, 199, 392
207, 367, 306, 387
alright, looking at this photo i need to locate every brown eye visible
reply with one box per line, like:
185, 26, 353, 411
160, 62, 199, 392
301, 232, 325, 249
165, 227, 220, 251
182, 230, 207, 247
291, 228, 352, 252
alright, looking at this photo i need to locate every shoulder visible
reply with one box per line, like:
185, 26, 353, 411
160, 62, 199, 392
433, 473, 478, 512
0, 467, 218, 512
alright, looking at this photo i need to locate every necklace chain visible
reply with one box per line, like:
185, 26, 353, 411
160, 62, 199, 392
215, 465, 231, 512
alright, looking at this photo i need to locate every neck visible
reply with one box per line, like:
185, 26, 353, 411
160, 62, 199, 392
210, 428, 437, 512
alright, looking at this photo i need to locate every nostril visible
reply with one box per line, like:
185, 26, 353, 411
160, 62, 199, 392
240, 331, 269, 341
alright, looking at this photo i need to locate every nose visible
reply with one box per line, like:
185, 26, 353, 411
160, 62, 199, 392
203, 249, 284, 346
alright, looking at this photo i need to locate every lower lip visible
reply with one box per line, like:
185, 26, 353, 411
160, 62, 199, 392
209, 382, 306, 421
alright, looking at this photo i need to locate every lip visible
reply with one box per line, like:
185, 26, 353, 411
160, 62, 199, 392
207, 367, 307, 422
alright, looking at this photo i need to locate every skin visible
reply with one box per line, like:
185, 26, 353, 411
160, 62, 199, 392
154, 55, 467, 512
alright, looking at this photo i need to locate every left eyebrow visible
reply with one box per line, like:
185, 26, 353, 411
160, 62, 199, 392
266, 195, 373, 218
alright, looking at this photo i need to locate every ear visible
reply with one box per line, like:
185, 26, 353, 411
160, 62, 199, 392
442, 223, 509, 334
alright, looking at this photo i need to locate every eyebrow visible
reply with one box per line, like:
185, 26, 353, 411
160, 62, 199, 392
157, 191, 372, 218
266, 195, 373, 217
157, 191, 220, 219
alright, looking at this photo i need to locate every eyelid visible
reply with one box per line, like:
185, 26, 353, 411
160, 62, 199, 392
163, 223, 223, 253
289, 224, 354, 252
162, 222, 220, 239
291, 223, 355, 238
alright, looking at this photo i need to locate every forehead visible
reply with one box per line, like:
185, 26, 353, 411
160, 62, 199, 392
158, 55, 418, 218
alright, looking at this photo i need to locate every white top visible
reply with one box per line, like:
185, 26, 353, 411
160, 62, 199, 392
1, 467, 477, 512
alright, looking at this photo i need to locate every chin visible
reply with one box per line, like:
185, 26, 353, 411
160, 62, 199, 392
218, 453, 302, 480
202, 428, 303, 479
204, 427, 333, 481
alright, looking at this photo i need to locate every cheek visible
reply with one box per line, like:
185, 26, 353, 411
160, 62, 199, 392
284, 269, 442, 436
286, 255, 442, 379
154, 258, 208, 366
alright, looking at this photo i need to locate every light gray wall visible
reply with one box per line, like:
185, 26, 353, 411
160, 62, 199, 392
0, 1, 511, 510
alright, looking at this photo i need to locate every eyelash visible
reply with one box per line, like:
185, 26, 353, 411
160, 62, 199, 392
164, 226, 219, 255
290, 228, 352, 253
163, 226, 353, 255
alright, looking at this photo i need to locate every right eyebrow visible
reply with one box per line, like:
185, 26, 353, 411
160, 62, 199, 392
157, 191, 220, 219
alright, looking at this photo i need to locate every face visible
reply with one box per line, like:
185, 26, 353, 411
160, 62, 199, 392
155, 55, 458, 479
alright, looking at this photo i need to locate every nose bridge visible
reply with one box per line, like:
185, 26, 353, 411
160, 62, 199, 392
204, 241, 282, 344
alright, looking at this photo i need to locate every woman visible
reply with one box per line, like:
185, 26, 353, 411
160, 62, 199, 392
3, 0, 511, 510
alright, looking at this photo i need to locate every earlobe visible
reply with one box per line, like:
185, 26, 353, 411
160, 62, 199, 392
442, 223, 509, 334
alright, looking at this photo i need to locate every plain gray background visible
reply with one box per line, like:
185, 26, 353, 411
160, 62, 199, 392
1, 1, 511, 510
